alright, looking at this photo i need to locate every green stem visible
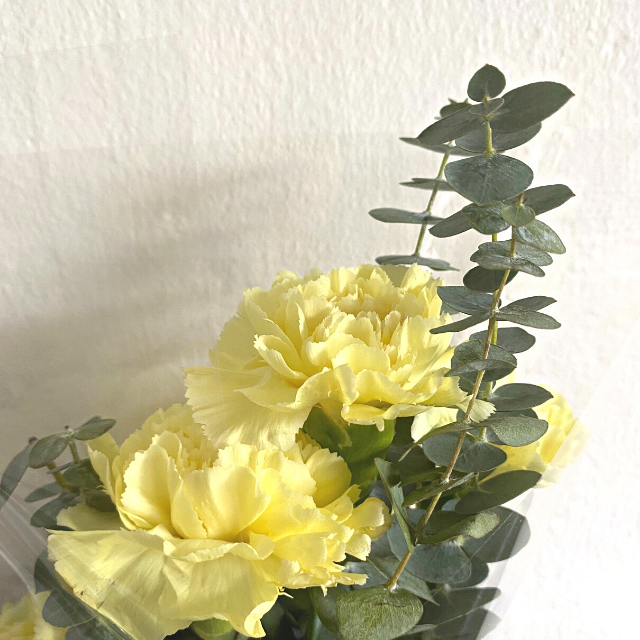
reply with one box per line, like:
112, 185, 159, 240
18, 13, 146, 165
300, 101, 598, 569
413, 148, 452, 255
47, 463, 72, 491
68, 440, 81, 465
386, 548, 413, 591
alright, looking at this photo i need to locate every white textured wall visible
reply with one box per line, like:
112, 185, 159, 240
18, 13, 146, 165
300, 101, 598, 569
1, 1, 639, 637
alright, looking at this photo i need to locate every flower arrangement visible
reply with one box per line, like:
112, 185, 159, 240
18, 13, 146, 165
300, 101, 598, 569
0, 64, 587, 640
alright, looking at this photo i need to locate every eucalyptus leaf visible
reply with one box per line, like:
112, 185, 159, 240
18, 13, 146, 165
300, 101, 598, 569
491, 81, 574, 132
429, 312, 490, 335
376, 255, 457, 271
375, 459, 414, 551
463, 266, 517, 293
400, 468, 443, 487
34, 554, 61, 593
406, 540, 472, 584
84, 489, 117, 513
467, 65, 506, 101
73, 418, 116, 441
455, 471, 541, 514
63, 459, 101, 490
429, 210, 473, 238
422, 588, 501, 626
468, 97, 504, 116
310, 585, 347, 637
436, 287, 493, 315
399, 138, 473, 156
336, 586, 423, 640
472, 252, 545, 277
367, 557, 434, 601
501, 296, 556, 312
428, 607, 499, 640
403, 473, 475, 507
449, 339, 516, 381
417, 107, 483, 145
447, 358, 515, 380
440, 101, 471, 117
191, 618, 235, 639
401, 178, 454, 191
25, 482, 62, 503
494, 306, 561, 329
514, 219, 566, 254
462, 506, 530, 562
456, 123, 541, 153
423, 433, 507, 473
420, 511, 500, 545
42, 588, 95, 627
462, 203, 509, 235
368, 208, 443, 225
452, 340, 517, 367
444, 155, 534, 205
510, 183, 575, 214
481, 415, 548, 446
31, 492, 78, 528
488, 383, 553, 411
472, 240, 552, 266
500, 203, 535, 227
453, 556, 490, 588
29, 434, 70, 469
0, 443, 32, 511
469, 327, 535, 353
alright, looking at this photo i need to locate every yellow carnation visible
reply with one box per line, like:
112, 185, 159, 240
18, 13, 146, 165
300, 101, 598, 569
489, 386, 589, 486
185, 263, 476, 450
47, 404, 391, 640
0, 591, 67, 640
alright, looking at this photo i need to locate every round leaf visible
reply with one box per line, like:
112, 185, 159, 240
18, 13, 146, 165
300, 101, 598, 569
469, 327, 536, 353
423, 433, 507, 473
336, 586, 423, 640
42, 589, 95, 627
368, 208, 440, 225
418, 107, 483, 145
420, 511, 500, 545
482, 415, 548, 446
444, 155, 534, 205
500, 203, 535, 227
501, 296, 556, 312
406, 540, 472, 584
0, 443, 32, 511
376, 255, 457, 271
422, 587, 501, 625
463, 203, 510, 235
440, 100, 471, 117
467, 65, 507, 101
399, 137, 473, 156
429, 210, 473, 238
29, 434, 70, 469
462, 507, 530, 562
401, 177, 454, 191
472, 253, 545, 277
456, 123, 541, 153
25, 482, 62, 503
494, 307, 561, 329
455, 470, 542, 513
429, 312, 490, 335
514, 219, 566, 254
488, 383, 553, 411
437, 287, 493, 315
516, 184, 575, 214
468, 97, 504, 116
73, 418, 116, 441
473, 240, 552, 266
463, 266, 517, 293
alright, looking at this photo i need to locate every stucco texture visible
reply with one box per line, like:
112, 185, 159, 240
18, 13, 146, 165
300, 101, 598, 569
1, 1, 639, 638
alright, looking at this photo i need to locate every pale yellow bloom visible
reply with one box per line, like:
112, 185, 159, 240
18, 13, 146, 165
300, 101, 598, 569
489, 386, 589, 486
47, 405, 391, 640
0, 591, 67, 640
185, 264, 480, 450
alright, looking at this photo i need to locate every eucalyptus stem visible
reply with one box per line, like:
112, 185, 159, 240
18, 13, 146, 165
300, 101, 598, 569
47, 462, 72, 491
68, 439, 81, 465
413, 148, 452, 255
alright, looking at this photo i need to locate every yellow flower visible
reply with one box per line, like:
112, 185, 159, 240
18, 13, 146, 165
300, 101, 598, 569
0, 591, 67, 640
185, 264, 480, 450
47, 405, 391, 640
489, 386, 589, 486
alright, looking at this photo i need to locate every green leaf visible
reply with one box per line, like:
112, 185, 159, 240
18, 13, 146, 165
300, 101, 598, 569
400, 178, 454, 191
456, 123, 541, 153
436, 287, 493, 315
367, 557, 434, 601
463, 203, 510, 235
472, 240, 553, 266
417, 107, 483, 145
336, 586, 423, 640
375, 459, 414, 551
403, 473, 475, 507
491, 82, 574, 132
34, 553, 61, 593
500, 203, 535, 227
454, 556, 490, 588
488, 383, 553, 411
468, 97, 504, 116
29, 434, 70, 469
422, 587, 501, 625
406, 541, 472, 584
368, 208, 443, 225
514, 219, 566, 254
419, 511, 500, 545
481, 415, 548, 446
513, 183, 575, 214
31, 493, 78, 528
455, 470, 541, 513
429, 210, 473, 238
376, 255, 457, 271
463, 266, 517, 293
469, 327, 535, 353
429, 607, 499, 640
440, 100, 471, 117
191, 618, 235, 639
472, 252, 545, 277
399, 138, 473, 156
42, 589, 95, 627
494, 306, 561, 329
444, 155, 534, 205
25, 482, 62, 503
448, 339, 516, 381
501, 296, 556, 312
399, 468, 442, 486
84, 489, 118, 512
467, 65, 506, 102
73, 418, 116, 441
462, 506, 530, 562
63, 460, 101, 490
310, 585, 347, 638
423, 433, 507, 473
429, 312, 490, 335
0, 443, 32, 511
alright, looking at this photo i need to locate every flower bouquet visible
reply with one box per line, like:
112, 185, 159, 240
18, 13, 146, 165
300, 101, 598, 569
0, 64, 587, 640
